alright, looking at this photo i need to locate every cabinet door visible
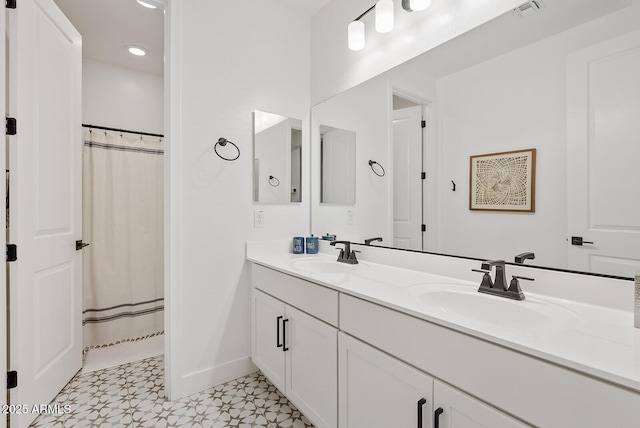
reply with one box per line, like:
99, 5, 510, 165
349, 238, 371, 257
286, 305, 338, 428
433, 381, 530, 428
251, 289, 286, 391
339, 333, 434, 428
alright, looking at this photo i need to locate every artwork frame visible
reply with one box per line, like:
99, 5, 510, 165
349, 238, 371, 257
469, 148, 536, 212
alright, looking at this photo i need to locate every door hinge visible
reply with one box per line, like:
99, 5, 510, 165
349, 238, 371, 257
5, 0, 16, 9
7, 371, 17, 389
6, 117, 16, 135
421, 224, 426, 232
421, 120, 426, 128
6, 244, 17, 262
421, 172, 426, 180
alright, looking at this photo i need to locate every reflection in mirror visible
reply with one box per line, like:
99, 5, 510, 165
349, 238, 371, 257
320, 125, 356, 205
253, 111, 302, 203
311, 0, 640, 278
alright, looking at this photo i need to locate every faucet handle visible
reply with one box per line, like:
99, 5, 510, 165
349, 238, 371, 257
472, 269, 493, 289
507, 275, 533, 300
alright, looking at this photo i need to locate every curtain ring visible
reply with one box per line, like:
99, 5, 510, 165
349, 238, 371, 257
214, 137, 240, 161
268, 175, 280, 187
368, 160, 386, 177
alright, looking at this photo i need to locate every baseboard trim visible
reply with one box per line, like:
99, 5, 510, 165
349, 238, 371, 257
174, 356, 257, 399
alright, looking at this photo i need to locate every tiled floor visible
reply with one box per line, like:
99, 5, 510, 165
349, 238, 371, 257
30, 355, 314, 428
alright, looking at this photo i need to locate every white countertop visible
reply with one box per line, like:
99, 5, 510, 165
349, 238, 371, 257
247, 249, 640, 393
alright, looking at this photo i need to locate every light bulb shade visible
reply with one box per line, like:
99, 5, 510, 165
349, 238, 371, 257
348, 21, 365, 51
375, 0, 394, 33
410, 0, 431, 11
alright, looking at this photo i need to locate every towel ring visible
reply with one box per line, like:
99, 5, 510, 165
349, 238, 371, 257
268, 175, 280, 187
368, 160, 386, 177
214, 137, 240, 161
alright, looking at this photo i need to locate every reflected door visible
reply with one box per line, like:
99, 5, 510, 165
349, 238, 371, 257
392, 106, 423, 250
321, 128, 356, 204
8, 1, 83, 427
567, 30, 640, 277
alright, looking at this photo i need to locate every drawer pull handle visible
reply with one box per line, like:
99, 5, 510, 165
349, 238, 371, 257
282, 318, 289, 352
417, 398, 427, 428
434, 407, 444, 428
276, 316, 283, 348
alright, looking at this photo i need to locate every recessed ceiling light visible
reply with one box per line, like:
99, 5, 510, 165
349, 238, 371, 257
127, 45, 148, 56
136, 0, 157, 9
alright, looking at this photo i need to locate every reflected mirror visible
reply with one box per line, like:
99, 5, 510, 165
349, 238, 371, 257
253, 110, 302, 203
320, 125, 356, 205
311, 0, 640, 278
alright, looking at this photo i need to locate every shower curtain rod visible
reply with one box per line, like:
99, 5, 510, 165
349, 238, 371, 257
82, 123, 164, 138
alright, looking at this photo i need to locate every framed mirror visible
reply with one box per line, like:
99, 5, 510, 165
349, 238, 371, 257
310, 0, 640, 278
253, 110, 302, 204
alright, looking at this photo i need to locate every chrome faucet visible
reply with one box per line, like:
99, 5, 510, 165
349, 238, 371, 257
330, 240, 359, 264
472, 260, 533, 301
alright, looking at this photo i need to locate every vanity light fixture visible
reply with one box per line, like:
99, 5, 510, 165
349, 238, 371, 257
375, 0, 394, 33
402, 0, 431, 12
127, 45, 148, 56
136, 0, 157, 9
348, 21, 366, 51
349, 0, 431, 51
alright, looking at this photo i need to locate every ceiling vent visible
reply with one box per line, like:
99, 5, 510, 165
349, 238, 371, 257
515, 1, 544, 17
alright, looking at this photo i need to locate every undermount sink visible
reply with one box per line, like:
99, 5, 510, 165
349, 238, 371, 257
290, 258, 369, 274
408, 284, 580, 329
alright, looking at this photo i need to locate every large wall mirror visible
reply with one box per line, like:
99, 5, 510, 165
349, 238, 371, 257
310, 0, 640, 278
254, 110, 302, 204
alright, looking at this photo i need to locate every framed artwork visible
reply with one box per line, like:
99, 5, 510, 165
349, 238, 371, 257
469, 148, 536, 212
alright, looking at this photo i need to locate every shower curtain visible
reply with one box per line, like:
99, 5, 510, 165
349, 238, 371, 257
82, 127, 164, 348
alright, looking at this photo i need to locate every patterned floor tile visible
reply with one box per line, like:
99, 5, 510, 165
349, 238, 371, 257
29, 354, 315, 428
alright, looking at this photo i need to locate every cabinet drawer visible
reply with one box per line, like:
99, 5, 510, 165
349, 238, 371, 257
251, 263, 339, 326
340, 293, 640, 427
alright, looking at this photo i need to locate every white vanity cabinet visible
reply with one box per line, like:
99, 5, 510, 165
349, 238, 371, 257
251, 265, 339, 428
338, 332, 434, 428
433, 381, 528, 428
338, 332, 526, 428
250, 260, 640, 428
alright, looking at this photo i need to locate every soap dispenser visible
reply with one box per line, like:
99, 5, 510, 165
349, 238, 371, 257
306, 234, 319, 254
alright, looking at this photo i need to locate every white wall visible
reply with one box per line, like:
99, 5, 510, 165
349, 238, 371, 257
166, 0, 310, 399
82, 59, 163, 134
435, 6, 640, 268
310, 0, 523, 105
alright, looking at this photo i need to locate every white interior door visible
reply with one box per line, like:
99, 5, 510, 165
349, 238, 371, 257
321, 128, 355, 204
7, 1, 82, 427
392, 106, 423, 250
567, 29, 640, 277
